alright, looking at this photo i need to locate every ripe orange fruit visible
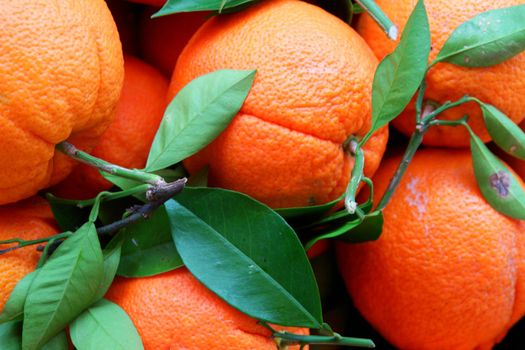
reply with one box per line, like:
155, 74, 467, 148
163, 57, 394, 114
0, 0, 124, 205
52, 55, 168, 199
357, 0, 525, 147
139, 8, 208, 76
0, 197, 58, 311
337, 149, 525, 349
105, 268, 308, 349
169, 0, 388, 208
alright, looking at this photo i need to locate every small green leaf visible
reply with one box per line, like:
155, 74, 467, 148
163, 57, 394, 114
22, 222, 104, 350
0, 321, 22, 350
47, 194, 90, 232
0, 270, 38, 324
337, 211, 384, 243
70, 299, 143, 350
166, 188, 323, 328
117, 205, 183, 277
480, 103, 525, 159
435, 5, 525, 67
146, 69, 256, 172
94, 237, 123, 301
305, 218, 362, 251
470, 133, 525, 219
368, 0, 430, 134
154, 0, 254, 16
275, 195, 343, 222
41, 331, 68, 350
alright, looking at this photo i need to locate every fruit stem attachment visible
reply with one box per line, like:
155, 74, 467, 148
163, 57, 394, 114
344, 139, 364, 214
259, 322, 375, 348
376, 95, 473, 210
352, 0, 398, 40
56, 141, 162, 184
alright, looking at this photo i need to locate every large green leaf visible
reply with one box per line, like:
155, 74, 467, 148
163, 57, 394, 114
368, 0, 430, 135
22, 222, 104, 350
155, 0, 254, 16
117, 205, 183, 277
470, 133, 525, 219
146, 69, 256, 172
41, 331, 68, 350
435, 5, 525, 67
480, 103, 525, 159
166, 188, 323, 328
94, 237, 123, 301
47, 194, 90, 232
275, 195, 342, 222
0, 270, 38, 324
70, 299, 143, 350
0, 321, 22, 350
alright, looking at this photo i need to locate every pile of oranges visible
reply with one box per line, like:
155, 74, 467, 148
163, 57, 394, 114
1, 0, 524, 349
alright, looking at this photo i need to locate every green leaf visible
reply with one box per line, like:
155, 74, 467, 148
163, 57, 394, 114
275, 195, 342, 222
155, 0, 254, 16
22, 222, 104, 350
47, 194, 90, 232
117, 205, 183, 277
70, 299, 143, 350
337, 211, 384, 243
0, 321, 22, 350
146, 69, 256, 172
41, 331, 68, 350
368, 0, 430, 134
166, 188, 323, 328
470, 133, 525, 219
0, 270, 38, 324
94, 237, 123, 301
305, 218, 362, 251
434, 4, 525, 67
480, 103, 525, 159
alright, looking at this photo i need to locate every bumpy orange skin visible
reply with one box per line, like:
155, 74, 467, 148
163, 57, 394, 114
0, 197, 58, 311
170, 0, 388, 208
106, 268, 308, 350
139, 9, 208, 76
0, 0, 124, 205
52, 56, 168, 199
337, 149, 525, 350
357, 0, 525, 147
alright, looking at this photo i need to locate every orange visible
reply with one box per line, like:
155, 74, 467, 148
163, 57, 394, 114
139, 8, 209, 76
169, 0, 388, 208
52, 55, 168, 199
357, 0, 525, 147
0, 197, 58, 311
337, 149, 525, 350
0, 0, 124, 205
105, 268, 308, 350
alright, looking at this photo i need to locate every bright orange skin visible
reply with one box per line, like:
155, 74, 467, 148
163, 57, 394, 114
357, 0, 525, 147
52, 56, 168, 199
106, 268, 308, 350
139, 9, 209, 76
0, 197, 58, 311
337, 149, 525, 350
0, 0, 124, 205
170, 0, 388, 208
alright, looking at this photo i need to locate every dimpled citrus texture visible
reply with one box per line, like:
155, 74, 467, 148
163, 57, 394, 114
106, 268, 308, 350
169, 0, 388, 208
357, 0, 525, 147
52, 56, 168, 199
337, 149, 525, 350
0, 197, 58, 311
139, 9, 208, 76
0, 0, 124, 205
